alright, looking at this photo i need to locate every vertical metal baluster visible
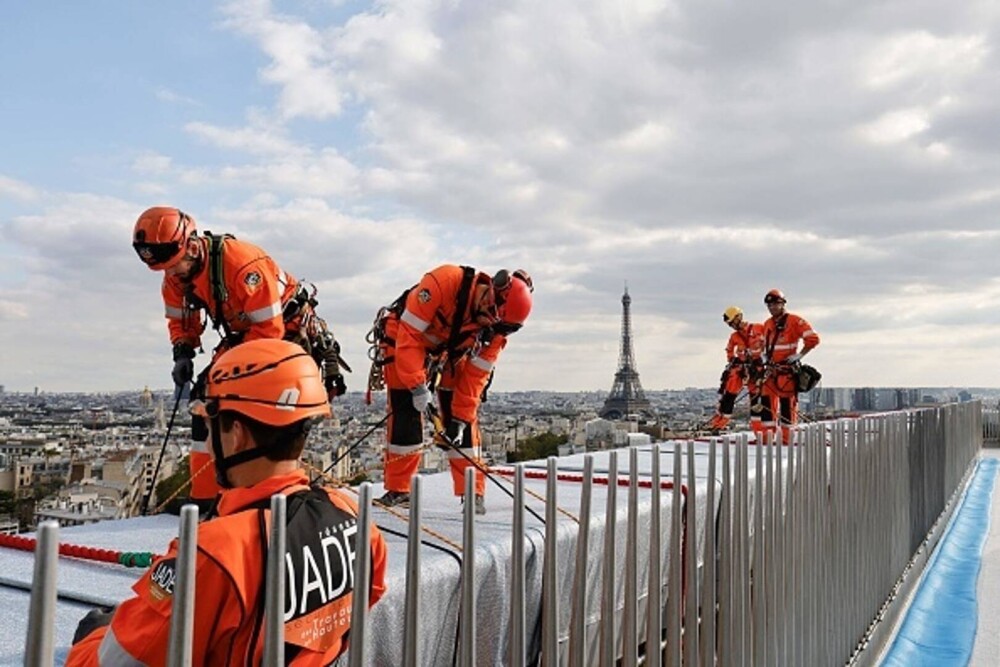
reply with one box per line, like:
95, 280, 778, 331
647, 445, 664, 667
623, 447, 640, 667
666, 443, 683, 667
718, 437, 732, 667
24, 520, 59, 667
569, 456, 594, 667
684, 441, 699, 667
543, 457, 561, 666
700, 437, 716, 667
458, 470, 477, 667
168, 504, 199, 667
405, 476, 423, 667
261, 496, 286, 667
752, 434, 765, 667
600, 451, 619, 667
348, 482, 373, 667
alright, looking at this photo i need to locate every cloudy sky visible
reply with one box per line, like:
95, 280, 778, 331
1, 0, 998, 394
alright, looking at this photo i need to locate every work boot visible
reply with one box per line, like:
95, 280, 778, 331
461, 494, 487, 516
707, 413, 730, 433
376, 490, 410, 508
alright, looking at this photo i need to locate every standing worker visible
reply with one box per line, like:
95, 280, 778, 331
132, 207, 348, 512
760, 289, 820, 443
708, 306, 765, 435
368, 265, 533, 515
66, 339, 387, 665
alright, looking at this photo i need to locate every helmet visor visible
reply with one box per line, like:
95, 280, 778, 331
492, 321, 522, 336
133, 241, 182, 267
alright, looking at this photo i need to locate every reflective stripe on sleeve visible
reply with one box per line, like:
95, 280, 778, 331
470, 356, 493, 372
165, 305, 184, 319
400, 309, 430, 332
98, 626, 148, 666
387, 443, 424, 455
424, 332, 443, 345
773, 343, 798, 351
802, 329, 815, 337
246, 301, 281, 323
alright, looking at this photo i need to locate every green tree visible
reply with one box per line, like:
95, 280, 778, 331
0, 489, 15, 515
154, 455, 191, 515
506, 432, 568, 463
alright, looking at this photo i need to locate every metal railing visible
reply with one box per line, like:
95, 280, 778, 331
21, 402, 982, 666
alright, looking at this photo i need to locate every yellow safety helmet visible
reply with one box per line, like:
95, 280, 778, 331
722, 306, 743, 325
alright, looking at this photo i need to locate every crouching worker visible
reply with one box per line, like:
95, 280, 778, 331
66, 339, 387, 666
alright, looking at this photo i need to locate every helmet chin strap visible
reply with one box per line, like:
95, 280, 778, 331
208, 416, 269, 489
207, 415, 317, 488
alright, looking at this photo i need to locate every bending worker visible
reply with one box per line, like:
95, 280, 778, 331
709, 305, 765, 435
370, 265, 533, 515
760, 289, 820, 443
132, 207, 347, 511
66, 339, 387, 665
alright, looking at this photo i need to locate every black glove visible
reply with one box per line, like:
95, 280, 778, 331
325, 372, 347, 398
445, 419, 467, 447
171, 343, 196, 387
72, 605, 117, 644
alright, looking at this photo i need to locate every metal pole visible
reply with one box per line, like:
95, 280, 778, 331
348, 483, 373, 667
646, 445, 663, 667
262, 495, 286, 667
684, 440, 699, 667
600, 451, 619, 667
543, 456, 561, 666
569, 456, 595, 667
700, 437, 717, 667
666, 443, 682, 667
404, 476, 423, 667
510, 467, 526, 667
24, 520, 59, 667
623, 447, 639, 667
459, 469, 477, 667
167, 504, 198, 667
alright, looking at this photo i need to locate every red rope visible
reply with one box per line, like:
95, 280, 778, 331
489, 466, 687, 495
0, 533, 157, 566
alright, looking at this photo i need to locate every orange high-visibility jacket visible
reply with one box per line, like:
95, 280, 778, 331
163, 236, 298, 350
762, 313, 819, 364
66, 470, 388, 667
726, 322, 765, 363
389, 264, 507, 423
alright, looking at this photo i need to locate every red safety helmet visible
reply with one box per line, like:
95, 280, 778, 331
204, 339, 331, 427
132, 207, 197, 270
493, 269, 533, 334
764, 288, 786, 305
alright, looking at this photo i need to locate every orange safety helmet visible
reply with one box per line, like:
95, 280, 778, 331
493, 269, 533, 334
764, 288, 786, 305
204, 339, 331, 427
132, 207, 197, 270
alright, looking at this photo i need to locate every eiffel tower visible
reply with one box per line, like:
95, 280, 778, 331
601, 286, 652, 420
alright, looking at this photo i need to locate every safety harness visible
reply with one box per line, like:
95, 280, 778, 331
365, 266, 479, 399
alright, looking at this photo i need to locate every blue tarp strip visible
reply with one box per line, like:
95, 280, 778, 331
881, 457, 999, 667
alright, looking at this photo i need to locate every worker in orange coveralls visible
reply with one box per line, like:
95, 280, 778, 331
708, 305, 766, 435
760, 289, 820, 443
371, 265, 533, 515
67, 339, 387, 666
132, 207, 347, 512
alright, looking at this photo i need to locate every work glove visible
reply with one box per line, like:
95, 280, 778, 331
72, 605, 117, 644
172, 343, 196, 387
445, 419, 467, 447
325, 372, 347, 398
786, 353, 802, 364
411, 384, 432, 413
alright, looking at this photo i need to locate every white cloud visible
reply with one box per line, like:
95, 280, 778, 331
0, 174, 39, 201
864, 31, 988, 89
857, 107, 930, 144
